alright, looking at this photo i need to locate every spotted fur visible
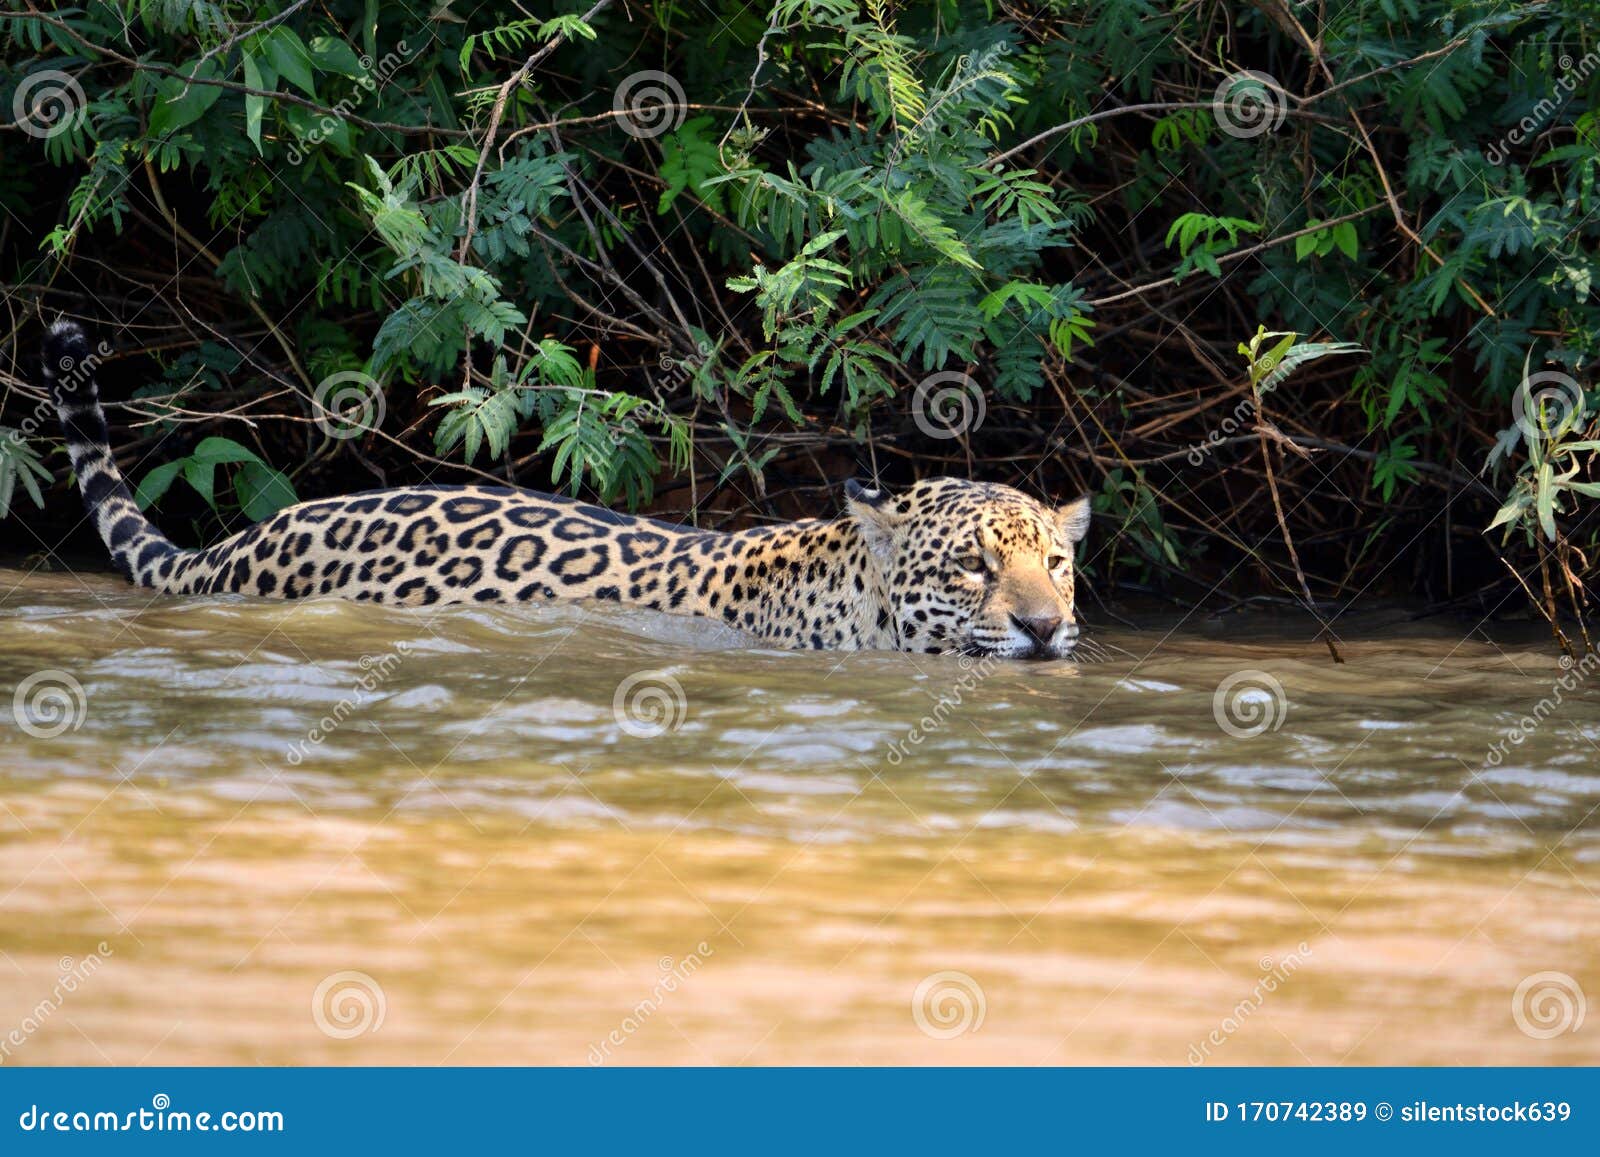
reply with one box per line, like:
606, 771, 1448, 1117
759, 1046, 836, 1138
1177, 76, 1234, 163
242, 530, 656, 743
44, 321, 1092, 657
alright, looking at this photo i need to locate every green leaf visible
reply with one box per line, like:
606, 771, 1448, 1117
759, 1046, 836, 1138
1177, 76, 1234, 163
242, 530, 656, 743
1049, 313, 1095, 361
134, 460, 186, 510
1332, 221, 1359, 260
1371, 437, 1421, 501
182, 457, 219, 510
0, 430, 53, 517
430, 387, 522, 464
286, 104, 355, 155
977, 281, 1056, 321
139, 438, 274, 515
1486, 496, 1526, 533
1536, 461, 1557, 539
308, 35, 367, 79
1255, 339, 1364, 395
264, 27, 318, 98
235, 460, 298, 521
149, 61, 225, 137
657, 117, 725, 215
242, 52, 266, 153
190, 436, 264, 466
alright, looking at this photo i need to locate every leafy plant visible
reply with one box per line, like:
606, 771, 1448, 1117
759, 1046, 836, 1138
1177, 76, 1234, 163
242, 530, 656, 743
0, 430, 52, 517
134, 437, 298, 522
1237, 326, 1365, 400
1487, 371, 1600, 543
1166, 213, 1262, 280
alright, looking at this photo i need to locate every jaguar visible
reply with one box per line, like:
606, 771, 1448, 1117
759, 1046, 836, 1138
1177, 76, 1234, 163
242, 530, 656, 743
43, 320, 1092, 658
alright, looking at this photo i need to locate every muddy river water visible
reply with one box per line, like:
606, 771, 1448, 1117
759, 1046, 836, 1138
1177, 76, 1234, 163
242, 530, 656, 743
1, 566, 1596, 1064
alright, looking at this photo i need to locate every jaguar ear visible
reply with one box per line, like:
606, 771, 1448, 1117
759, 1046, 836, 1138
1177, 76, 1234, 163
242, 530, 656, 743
845, 478, 903, 561
844, 477, 892, 506
1057, 495, 1092, 544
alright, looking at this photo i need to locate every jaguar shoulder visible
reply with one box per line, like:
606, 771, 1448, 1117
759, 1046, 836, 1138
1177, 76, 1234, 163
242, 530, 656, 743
44, 320, 1092, 658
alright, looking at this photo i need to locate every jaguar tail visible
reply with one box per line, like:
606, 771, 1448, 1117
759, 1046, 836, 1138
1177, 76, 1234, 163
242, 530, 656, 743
42, 319, 185, 588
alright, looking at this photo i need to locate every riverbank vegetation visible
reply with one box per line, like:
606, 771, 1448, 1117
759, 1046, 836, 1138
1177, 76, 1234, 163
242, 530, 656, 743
2, 1, 1597, 646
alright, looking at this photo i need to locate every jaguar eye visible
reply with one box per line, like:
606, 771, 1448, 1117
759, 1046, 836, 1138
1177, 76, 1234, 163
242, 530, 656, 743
954, 553, 987, 576
1047, 553, 1070, 572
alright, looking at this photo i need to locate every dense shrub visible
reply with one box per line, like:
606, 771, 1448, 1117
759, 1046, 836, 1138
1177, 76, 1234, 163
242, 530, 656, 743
2, 1, 1597, 634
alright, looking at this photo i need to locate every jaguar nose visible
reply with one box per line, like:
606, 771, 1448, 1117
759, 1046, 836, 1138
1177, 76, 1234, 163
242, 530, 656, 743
1011, 612, 1063, 644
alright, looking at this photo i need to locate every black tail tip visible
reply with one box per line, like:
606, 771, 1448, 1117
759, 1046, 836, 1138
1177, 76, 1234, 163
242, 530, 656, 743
42, 318, 98, 406
42, 318, 92, 380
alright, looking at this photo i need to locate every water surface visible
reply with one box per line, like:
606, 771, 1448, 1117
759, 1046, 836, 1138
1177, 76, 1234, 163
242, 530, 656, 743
1, 566, 1596, 1064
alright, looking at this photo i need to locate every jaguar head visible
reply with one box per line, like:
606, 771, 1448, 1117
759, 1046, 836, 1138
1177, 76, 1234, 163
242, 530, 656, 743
846, 477, 1093, 660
